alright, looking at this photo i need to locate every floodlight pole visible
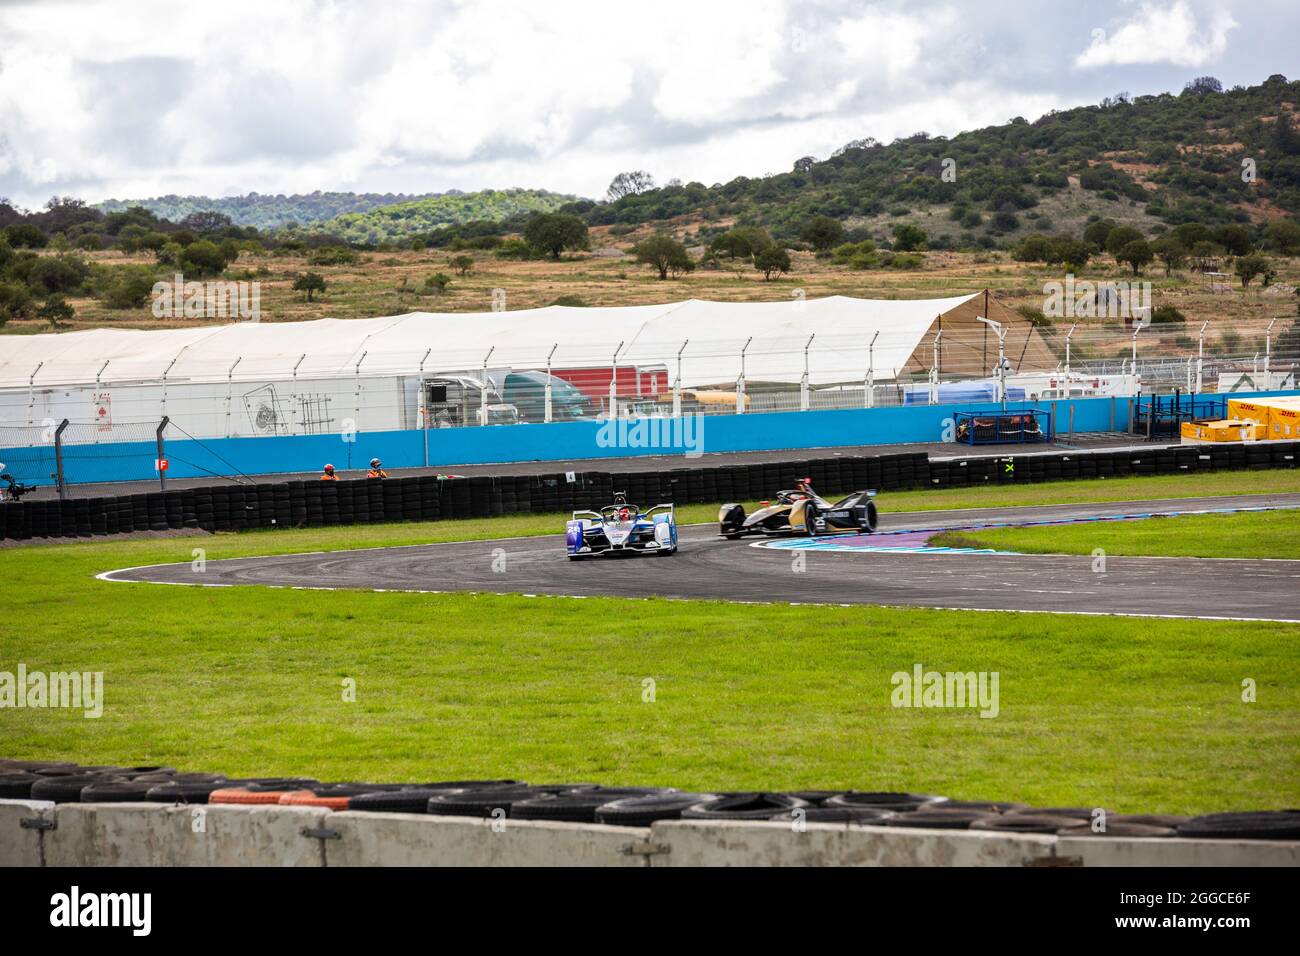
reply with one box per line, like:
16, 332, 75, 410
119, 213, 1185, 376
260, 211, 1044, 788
1130, 318, 1146, 394
1195, 321, 1208, 394
290, 353, 306, 434
353, 351, 368, 430
673, 339, 689, 418
544, 343, 557, 424
224, 357, 242, 438
160, 356, 179, 417
26, 362, 43, 427
737, 337, 752, 414
929, 330, 942, 405
1064, 324, 1077, 378
977, 317, 1007, 410
865, 331, 879, 408
1265, 318, 1278, 390
480, 346, 495, 426
608, 341, 624, 419
800, 333, 815, 412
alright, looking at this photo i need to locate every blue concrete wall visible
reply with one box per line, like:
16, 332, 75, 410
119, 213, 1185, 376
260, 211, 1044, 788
3, 390, 1296, 486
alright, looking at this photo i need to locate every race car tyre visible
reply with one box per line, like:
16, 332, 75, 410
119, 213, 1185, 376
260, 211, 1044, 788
1176, 811, 1300, 840
802, 502, 819, 537
682, 793, 810, 820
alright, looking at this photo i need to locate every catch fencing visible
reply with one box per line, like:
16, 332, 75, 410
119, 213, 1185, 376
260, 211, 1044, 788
1, 317, 1295, 443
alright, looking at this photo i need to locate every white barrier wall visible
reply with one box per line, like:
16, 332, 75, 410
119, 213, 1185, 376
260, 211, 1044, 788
2, 800, 1297, 867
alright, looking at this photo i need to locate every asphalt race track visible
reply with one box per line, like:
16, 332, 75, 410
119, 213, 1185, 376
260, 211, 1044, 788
102, 493, 1300, 623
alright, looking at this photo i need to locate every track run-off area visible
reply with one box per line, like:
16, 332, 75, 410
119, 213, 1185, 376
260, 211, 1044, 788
100, 493, 1300, 623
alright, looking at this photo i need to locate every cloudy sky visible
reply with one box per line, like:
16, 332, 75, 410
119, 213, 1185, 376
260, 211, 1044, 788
0, 0, 1294, 208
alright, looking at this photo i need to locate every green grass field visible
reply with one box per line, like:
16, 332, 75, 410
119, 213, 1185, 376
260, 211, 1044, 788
1, 470, 1297, 813
933, 509, 1300, 559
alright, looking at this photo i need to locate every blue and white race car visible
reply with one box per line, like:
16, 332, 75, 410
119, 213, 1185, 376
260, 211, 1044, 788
566, 494, 678, 559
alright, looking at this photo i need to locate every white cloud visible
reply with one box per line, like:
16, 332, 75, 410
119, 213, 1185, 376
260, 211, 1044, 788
0, 0, 1277, 208
1074, 1, 1237, 68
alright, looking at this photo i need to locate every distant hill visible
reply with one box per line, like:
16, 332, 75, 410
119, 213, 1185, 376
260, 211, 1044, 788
594, 74, 1300, 244
305, 189, 576, 243
94, 191, 451, 229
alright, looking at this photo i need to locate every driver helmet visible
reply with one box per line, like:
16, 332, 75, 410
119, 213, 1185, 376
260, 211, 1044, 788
370, 458, 381, 468
323, 464, 335, 475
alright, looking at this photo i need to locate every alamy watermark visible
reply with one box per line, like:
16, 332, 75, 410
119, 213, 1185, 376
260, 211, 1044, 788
152, 273, 260, 321
891, 663, 999, 718
595, 412, 704, 458
1044, 275, 1150, 320
0, 663, 103, 718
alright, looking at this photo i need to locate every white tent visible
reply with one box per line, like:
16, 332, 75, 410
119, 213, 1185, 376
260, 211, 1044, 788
0, 292, 1041, 390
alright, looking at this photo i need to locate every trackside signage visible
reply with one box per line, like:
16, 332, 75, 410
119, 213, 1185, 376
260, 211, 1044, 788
49, 886, 151, 936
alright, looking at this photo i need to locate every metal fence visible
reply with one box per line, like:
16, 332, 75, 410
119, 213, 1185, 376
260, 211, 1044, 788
0, 317, 1296, 445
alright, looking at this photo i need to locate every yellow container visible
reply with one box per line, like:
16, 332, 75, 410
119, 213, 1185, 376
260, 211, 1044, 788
1266, 404, 1300, 439
1181, 419, 1261, 443
1226, 398, 1272, 427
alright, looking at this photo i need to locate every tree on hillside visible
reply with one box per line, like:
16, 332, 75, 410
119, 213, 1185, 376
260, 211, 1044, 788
1234, 254, 1275, 288
1182, 76, 1223, 96
1083, 219, 1116, 250
179, 239, 234, 277
1104, 225, 1143, 257
799, 216, 845, 252
37, 294, 74, 328
1046, 238, 1090, 271
179, 211, 234, 234
891, 223, 928, 252
1263, 218, 1300, 255
605, 170, 656, 202
523, 212, 588, 260
710, 226, 773, 260
1115, 238, 1153, 275
754, 246, 791, 280
293, 272, 327, 301
1151, 234, 1188, 275
633, 235, 693, 280
1213, 224, 1253, 256
451, 254, 474, 276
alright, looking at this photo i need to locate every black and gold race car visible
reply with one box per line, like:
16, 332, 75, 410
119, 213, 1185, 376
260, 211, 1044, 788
718, 480, 878, 539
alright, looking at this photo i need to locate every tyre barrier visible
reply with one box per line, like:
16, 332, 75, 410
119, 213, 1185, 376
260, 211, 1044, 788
0, 759, 1294, 868
1, 441, 1296, 542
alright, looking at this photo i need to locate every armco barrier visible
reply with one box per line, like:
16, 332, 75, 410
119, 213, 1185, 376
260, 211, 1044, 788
5, 800, 1296, 867
1, 442, 1296, 542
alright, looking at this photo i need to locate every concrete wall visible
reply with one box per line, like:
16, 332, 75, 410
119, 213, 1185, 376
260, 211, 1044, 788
2, 800, 1295, 867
